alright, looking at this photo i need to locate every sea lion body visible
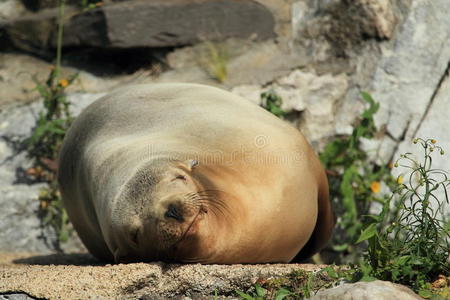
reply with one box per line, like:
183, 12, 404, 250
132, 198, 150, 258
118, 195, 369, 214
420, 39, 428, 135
58, 83, 333, 263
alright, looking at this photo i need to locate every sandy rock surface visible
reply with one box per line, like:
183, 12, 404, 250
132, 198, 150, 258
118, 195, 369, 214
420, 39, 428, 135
0, 252, 324, 299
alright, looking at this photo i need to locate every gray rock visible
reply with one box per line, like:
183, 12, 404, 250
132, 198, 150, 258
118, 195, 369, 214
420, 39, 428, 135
224, 39, 306, 86
0, 0, 25, 22
0, 293, 37, 300
0, 92, 101, 253
371, 0, 450, 141
231, 69, 348, 143
0, 52, 130, 109
161, 38, 306, 87
230, 85, 262, 106
393, 70, 450, 215
3, 0, 275, 54
66, 92, 105, 116
308, 280, 423, 300
292, 0, 401, 61
0, 183, 56, 253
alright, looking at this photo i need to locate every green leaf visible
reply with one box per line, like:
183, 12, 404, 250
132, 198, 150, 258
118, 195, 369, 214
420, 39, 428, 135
332, 243, 349, 252
235, 291, 255, 300
275, 288, 291, 300
418, 289, 434, 299
364, 214, 383, 223
356, 223, 377, 243
255, 284, 266, 297
394, 256, 410, 265
324, 266, 338, 279
340, 166, 358, 221
360, 92, 380, 118
47, 126, 66, 135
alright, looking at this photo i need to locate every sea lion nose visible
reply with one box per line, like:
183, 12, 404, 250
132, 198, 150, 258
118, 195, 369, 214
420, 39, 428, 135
164, 204, 184, 222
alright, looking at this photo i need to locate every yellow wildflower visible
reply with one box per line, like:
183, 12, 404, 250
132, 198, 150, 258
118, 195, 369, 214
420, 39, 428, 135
370, 181, 381, 194
431, 139, 437, 144
59, 79, 69, 87
397, 175, 404, 185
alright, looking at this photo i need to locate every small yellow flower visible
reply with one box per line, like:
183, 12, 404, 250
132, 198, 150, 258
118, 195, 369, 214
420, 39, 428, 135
39, 200, 48, 210
59, 79, 69, 87
370, 181, 381, 194
397, 175, 404, 185
431, 139, 437, 144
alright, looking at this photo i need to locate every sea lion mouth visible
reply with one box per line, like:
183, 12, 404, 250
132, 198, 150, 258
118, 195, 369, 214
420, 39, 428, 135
175, 205, 205, 245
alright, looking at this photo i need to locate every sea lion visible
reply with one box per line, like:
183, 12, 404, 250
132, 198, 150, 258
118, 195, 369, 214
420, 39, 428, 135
57, 83, 334, 263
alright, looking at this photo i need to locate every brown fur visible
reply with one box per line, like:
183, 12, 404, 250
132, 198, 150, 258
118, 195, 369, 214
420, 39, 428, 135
58, 83, 334, 263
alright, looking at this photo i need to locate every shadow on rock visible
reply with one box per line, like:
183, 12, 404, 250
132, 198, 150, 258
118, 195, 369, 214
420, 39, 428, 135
13, 253, 105, 266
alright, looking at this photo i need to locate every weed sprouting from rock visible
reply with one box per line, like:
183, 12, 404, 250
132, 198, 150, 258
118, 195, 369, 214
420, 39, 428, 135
260, 89, 285, 117
356, 138, 450, 295
25, 0, 76, 246
319, 92, 397, 262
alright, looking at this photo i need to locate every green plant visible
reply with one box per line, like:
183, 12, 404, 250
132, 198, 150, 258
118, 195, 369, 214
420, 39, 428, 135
26, 0, 76, 245
235, 267, 351, 300
356, 138, 450, 295
236, 283, 291, 300
80, 0, 103, 10
201, 41, 228, 83
319, 92, 396, 262
260, 89, 285, 117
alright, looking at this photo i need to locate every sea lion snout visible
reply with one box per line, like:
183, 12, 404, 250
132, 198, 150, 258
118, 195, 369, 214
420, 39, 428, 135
164, 203, 184, 222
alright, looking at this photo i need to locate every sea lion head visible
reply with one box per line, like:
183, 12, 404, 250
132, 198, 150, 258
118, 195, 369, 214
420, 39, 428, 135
108, 158, 231, 263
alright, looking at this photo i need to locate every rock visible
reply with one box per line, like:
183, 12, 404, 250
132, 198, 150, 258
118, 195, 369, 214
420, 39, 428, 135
161, 38, 306, 87
231, 70, 348, 147
0, 253, 325, 299
392, 71, 450, 215
254, 0, 294, 37
308, 280, 423, 300
0, 184, 55, 253
0, 0, 26, 22
231, 85, 262, 106
359, 135, 398, 165
0, 294, 37, 300
0, 53, 132, 109
274, 70, 348, 142
292, 0, 400, 61
232, 69, 348, 143
225, 39, 305, 86
20, 0, 80, 11
0, 92, 102, 253
3, 0, 275, 54
371, 0, 450, 141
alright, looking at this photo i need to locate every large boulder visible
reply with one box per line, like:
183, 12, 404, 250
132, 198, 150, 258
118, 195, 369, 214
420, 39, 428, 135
2, 0, 275, 55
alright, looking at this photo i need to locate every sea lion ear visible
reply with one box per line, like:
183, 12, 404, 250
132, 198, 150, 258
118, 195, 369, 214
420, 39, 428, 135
186, 159, 199, 171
